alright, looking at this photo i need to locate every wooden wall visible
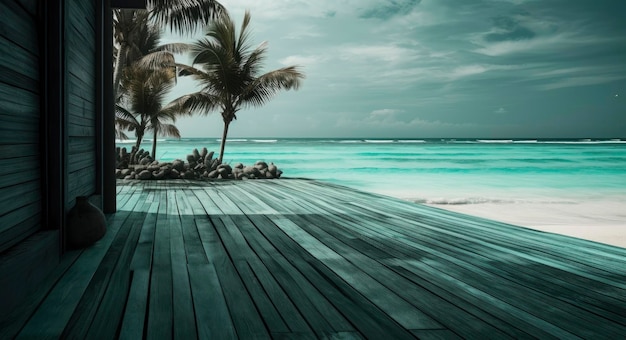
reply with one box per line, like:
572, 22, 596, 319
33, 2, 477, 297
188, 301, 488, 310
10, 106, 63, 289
65, 0, 98, 210
1, 0, 103, 320
0, 0, 43, 253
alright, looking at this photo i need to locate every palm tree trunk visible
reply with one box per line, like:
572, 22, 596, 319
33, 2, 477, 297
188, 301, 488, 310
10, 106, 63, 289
113, 42, 127, 102
218, 121, 230, 163
152, 128, 158, 160
134, 131, 143, 151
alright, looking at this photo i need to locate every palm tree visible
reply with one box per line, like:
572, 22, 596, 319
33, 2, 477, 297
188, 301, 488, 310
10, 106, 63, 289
116, 65, 184, 159
113, 1, 225, 99
170, 10, 305, 162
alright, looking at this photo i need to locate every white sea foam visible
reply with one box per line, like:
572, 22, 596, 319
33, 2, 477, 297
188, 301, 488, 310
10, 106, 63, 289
364, 140, 395, 143
476, 139, 514, 143
397, 140, 426, 143
251, 139, 278, 143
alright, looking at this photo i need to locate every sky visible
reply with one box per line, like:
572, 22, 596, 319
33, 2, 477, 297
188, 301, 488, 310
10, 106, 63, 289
160, 0, 626, 139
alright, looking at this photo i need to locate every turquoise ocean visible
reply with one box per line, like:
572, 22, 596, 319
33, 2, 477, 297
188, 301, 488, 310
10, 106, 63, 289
117, 138, 626, 230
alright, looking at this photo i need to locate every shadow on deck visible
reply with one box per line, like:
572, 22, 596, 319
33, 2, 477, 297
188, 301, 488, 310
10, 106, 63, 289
3, 179, 626, 338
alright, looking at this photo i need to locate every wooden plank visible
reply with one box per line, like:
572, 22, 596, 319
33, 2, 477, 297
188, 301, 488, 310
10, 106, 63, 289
0, 36, 39, 79
189, 222, 238, 339
16, 190, 142, 338
200, 215, 270, 338
0, 144, 38, 159
83, 206, 149, 338
0, 1, 39, 54
118, 269, 151, 339
214, 216, 290, 333
119, 193, 159, 338
351, 201, 626, 292
147, 185, 174, 339
269, 216, 441, 330
245, 214, 413, 338
178, 190, 208, 265
0, 155, 39, 177
0, 230, 59, 337
168, 186, 197, 340
62, 202, 147, 338
299, 212, 573, 338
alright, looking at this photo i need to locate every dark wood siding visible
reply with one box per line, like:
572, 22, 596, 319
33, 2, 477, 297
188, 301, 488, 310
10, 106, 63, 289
65, 0, 97, 208
0, 0, 42, 253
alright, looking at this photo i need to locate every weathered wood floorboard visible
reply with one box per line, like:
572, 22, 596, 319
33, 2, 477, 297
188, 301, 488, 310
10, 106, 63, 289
6, 179, 626, 339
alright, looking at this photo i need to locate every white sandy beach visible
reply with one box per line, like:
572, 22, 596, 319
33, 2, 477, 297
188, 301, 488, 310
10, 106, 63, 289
428, 201, 626, 249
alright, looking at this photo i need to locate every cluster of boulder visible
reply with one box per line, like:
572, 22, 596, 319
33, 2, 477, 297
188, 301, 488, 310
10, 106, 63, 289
115, 146, 283, 181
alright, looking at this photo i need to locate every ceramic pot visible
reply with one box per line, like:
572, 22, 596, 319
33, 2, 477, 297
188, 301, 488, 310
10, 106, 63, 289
67, 196, 106, 249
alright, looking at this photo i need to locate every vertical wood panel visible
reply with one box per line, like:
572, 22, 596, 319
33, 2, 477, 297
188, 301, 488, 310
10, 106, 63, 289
0, 0, 42, 251
65, 0, 97, 208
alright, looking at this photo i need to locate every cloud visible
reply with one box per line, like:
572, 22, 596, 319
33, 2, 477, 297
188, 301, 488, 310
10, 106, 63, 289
279, 55, 324, 67
371, 109, 402, 116
536, 75, 626, 91
359, 0, 422, 20
484, 16, 536, 42
338, 44, 417, 64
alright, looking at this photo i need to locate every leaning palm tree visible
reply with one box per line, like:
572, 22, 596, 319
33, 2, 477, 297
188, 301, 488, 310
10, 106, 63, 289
113, 9, 192, 102
170, 10, 305, 162
113, 0, 225, 100
116, 65, 184, 159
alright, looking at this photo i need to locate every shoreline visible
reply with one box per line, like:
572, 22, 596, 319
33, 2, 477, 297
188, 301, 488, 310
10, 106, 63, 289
424, 202, 626, 249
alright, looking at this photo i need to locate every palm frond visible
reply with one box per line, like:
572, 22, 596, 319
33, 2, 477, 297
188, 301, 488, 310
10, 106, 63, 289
166, 92, 221, 115
115, 127, 129, 140
115, 104, 139, 126
148, 0, 226, 35
148, 122, 181, 139
134, 51, 176, 70
152, 42, 194, 54
238, 66, 305, 108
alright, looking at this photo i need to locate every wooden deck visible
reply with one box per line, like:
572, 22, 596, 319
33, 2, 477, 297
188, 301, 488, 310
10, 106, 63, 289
3, 179, 626, 339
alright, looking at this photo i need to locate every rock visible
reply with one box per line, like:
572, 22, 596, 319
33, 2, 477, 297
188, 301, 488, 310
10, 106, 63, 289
147, 164, 160, 172
200, 148, 208, 161
268, 163, 278, 176
153, 170, 166, 180
138, 170, 152, 180
121, 169, 132, 177
193, 148, 201, 162
124, 175, 134, 180
218, 164, 232, 172
276, 170, 283, 178
134, 165, 147, 172
208, 170, 219, 179
265, 171, 274, 179
139, 156, 152, 165
243, 166, 261, 177
210, 158, 220, 171
254, 161, 268, 170
115, 169, 123, 179
217, 167, 231, 177
183, 171, 195, 180
172, 159, 185, 172
234, 163, 244, 169
170, 169, 180, 179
